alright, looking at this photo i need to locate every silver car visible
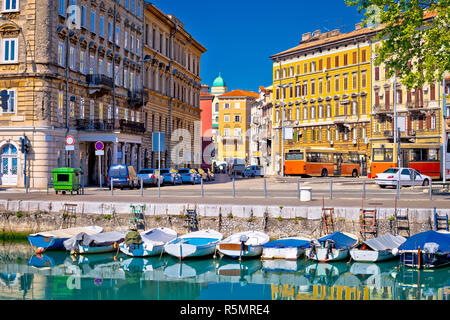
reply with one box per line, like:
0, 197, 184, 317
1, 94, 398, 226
375, 167, 431, 188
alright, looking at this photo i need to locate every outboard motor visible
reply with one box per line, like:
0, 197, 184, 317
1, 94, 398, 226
325, 239, 335, 260
309, 240, 317, 258
239, 234, 249, 257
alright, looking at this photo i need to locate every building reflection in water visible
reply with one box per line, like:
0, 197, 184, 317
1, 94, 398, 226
0, 242, 448, 300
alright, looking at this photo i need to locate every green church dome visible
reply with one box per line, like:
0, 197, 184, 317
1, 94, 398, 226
212, 73, 226, 87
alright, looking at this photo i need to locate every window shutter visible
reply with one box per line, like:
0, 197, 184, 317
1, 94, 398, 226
407, 90, 411, 103
319, 59, 323, 71
352, 52, 357, 64
375, 90, 380, 106
426, 114, 431, 129
375, 67, 379, 81
430, 84, 435, 101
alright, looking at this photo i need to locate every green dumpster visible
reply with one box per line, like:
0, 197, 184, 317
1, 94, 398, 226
51, 167, 82, 195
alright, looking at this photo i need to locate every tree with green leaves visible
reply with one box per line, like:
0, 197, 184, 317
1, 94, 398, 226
345, 0, 449, 89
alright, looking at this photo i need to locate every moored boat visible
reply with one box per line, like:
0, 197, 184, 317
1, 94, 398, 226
164, 229, 223, 260
350, 233, 406, 262
63, 230, 127, 254
262, 236, 311, 260
304, 232, 358, 262
397, 230, 450, 269
27, 226, 103, 253
119, 227, 178, 257
218, 231, 270, 259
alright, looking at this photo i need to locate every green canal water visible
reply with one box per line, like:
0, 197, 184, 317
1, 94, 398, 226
0, 241, 448, 300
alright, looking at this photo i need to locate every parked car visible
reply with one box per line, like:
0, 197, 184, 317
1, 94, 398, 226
243, 165, 264, 178
196, 168, 209, 181
137, 168, 163, 186
178, 168, 201, 184
107, 165, 139, 189
374, 167, 431, 188
160, 168, 182, 185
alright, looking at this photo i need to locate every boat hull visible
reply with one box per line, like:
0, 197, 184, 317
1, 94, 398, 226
400, 251, 450, 269
350, 249, 396, 262
119, 242, 164, 257
164, 241, 219, 259
77, 245, 116, 254
218, 243, 263, 259
305, 247, 349, 262
27, 235, 61, 250
262, 247, 304, 261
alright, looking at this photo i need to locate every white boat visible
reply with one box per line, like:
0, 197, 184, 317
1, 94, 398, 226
305, 232, 359, 262
350, 233, 406, 262
218, 231, 270, 259
164, 229, 223, 260
262, 236, 311, 260
119, 227, 178, 257
63, 230, 127, 254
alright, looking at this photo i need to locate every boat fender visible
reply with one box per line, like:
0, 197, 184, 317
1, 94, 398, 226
391, 248, 398, 256
113, 242, 118, 249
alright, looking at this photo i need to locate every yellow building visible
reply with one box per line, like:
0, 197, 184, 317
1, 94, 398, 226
270, 24, 377, 176
370, 40, 446, 179
217, 90, 259, 163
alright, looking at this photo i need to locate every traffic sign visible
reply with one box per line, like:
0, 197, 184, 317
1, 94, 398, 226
95, 141, 104, 151
95, 150, 104, 156
66, 136, 75, 146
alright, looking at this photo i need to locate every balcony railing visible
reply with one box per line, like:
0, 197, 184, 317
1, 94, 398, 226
119, 119, 146, 134
86, 74, 113, 88
127, 90, 149, 108
75, 119, 115, 131
383, 130, 393, 137
75, 119, 146, 135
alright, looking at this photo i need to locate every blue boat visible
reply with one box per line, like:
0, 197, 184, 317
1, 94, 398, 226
27, 226, 103, 253
397, 230, 450, 269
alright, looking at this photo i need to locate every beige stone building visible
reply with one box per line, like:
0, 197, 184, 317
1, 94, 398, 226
143, 3, 206, 169
0, 0, 205, 189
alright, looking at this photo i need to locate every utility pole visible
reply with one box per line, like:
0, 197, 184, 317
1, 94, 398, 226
443, 75, 447, 183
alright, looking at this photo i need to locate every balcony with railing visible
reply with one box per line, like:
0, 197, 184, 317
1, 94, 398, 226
127, 90, 149, 108
86, 74, 113, 90
75, 119, 146, 135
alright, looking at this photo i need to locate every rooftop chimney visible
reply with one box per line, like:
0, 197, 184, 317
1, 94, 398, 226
355, 23, 364, 31
302, 32, 311, 42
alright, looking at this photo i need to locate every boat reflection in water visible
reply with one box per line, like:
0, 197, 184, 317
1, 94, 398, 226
216, 257, 262, 286
0, 241, 448, 300
164, 257, 216, 279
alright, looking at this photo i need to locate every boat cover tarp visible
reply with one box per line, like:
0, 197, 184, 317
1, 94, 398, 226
362, 234, 406, 251
63, 231, 126, 251
305, 232, 357, 249
142, 229, 176, 244
398, 231, 450, 253
29, 226, 103, 239
263, 239, 310, 249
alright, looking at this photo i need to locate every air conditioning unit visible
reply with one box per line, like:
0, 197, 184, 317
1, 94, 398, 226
352, 139, 357, 145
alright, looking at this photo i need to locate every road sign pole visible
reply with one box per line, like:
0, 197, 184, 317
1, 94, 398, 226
98, 155, 102, 189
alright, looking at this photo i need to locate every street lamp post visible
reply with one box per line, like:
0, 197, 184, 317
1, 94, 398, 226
277, 84, 289, 177
443, 75, 447, 184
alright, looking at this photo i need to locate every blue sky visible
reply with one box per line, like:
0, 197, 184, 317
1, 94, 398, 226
147, 0, 363, 93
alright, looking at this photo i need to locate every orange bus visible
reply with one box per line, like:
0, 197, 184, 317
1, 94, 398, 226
284, 148, 363, 177
370, 146, 441, 179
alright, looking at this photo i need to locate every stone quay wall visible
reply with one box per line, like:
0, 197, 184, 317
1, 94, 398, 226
0, 199, 444, 240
